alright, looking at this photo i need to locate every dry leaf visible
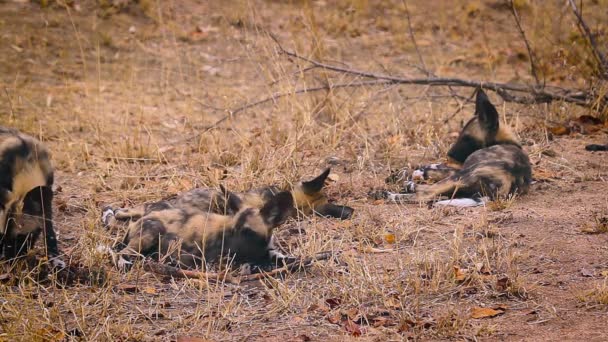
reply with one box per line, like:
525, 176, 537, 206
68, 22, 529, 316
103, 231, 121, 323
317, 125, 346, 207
373, 199, 384, 205
327, 311, 342, 324
600, 270, 608, 277
384, 296, 401, 310
343, 319, 362, 336
344, 308, 359, 320
327, 173, 340, 182
176, 336, 213, 342
496, 276, 510, 291
325, 298, 342, 309
454, 266, 466, 282
548, 125, 570, 136
581, 269, 595, 277
470, 306, 506, 319
116, 284, 139, 293
372, 316, 394, 328
384, 233, 396, 244
142, 287, 157, 295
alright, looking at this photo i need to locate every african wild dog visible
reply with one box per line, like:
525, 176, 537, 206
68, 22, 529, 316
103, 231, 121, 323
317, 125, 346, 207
385, 89, 532, 207
102, 168, 353, 228
0, 127, 64, 268
110, 190, 295, 270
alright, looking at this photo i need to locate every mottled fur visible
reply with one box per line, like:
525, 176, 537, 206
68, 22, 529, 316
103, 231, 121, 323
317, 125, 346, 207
105, 168, 353, 226
113, 191, 294, 269
387, 89, 532, 206
0, 127, 63, 267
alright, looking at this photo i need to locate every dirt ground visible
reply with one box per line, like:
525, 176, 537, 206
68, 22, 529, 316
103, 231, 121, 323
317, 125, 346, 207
1, 1, 608, 341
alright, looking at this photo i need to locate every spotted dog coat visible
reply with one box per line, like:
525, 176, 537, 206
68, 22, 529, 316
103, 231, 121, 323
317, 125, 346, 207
104, 168, 353, 226
111, 190, 294, 269
386, 89, 532, 207
0, 127, 63, 267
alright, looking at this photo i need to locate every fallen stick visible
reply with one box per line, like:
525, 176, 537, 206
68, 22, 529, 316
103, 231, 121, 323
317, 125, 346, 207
143, 262, 239, 284
142, 251, 335, 284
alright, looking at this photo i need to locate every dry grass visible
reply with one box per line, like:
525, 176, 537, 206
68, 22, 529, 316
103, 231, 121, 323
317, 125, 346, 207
1, 0, 608, 341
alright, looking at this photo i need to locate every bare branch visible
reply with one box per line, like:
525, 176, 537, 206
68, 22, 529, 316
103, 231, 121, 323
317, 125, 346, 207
142, 251, 334, 283
509, 0, 542, 85
568, 0, 608, 78
274, 41, 602, 107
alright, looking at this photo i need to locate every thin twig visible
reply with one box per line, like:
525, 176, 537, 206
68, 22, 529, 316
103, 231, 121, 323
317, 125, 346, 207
567, 0, 608, 78
3, 88, 15, 121
169, 80, 393, 144
401, 0, 427, 73
509, 0, 542, 85
270, 35, 604, 108
443, 88, 477, 124
142, 251, 334, 284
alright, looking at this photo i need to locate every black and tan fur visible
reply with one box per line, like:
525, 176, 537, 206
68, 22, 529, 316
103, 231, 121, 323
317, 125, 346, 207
0, 127, 63, 267
113, 190, 294, 269
386, 89, 532, 206
103, 168, 353, 226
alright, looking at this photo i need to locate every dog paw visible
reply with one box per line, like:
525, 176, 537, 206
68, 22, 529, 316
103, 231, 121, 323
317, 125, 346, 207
117, 257, 132, 271
49, 256, 66, 269
101, 207, 115, 227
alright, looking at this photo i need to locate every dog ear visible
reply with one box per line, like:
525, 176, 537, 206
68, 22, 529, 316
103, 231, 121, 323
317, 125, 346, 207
259, 191, 294, 227
475, 89, 499, 134
301, 168, 330, 195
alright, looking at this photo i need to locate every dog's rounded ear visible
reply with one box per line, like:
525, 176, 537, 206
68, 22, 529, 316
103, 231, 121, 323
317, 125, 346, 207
260, 191, 294, 227
475, 89, 499, 134
301, 168, 331, 195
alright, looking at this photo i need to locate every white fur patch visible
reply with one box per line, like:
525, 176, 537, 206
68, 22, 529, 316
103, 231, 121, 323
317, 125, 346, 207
269, 249, 287, 260
239, 263, 252, 275
49, 257, 66, 269
404, 181, 416, 193
411, 169, 424, 180
117, 257, 132, 270
433, 198, 485, 208
101, 208, 115, 226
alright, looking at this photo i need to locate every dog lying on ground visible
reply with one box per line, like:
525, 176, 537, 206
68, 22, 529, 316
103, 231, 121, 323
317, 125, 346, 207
103, 168, 353, 226
101, 168, 353, 270
0, 127, 64, 268
381, 89, 532, 207
107, 189, 294, 270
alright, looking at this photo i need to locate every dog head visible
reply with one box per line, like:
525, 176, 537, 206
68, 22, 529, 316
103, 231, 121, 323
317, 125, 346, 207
447, 89, 520, 164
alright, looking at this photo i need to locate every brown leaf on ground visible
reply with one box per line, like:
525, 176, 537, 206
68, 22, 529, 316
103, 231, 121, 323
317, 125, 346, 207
343, 319, 363, 336
327, 311, 343, 324
384, 233, 396, 244
496, 276, 511, 291
384, 296, 402, 310
176, 336, 213, 342
115, 284, 139, 293
343, 307, 360, 320
548, 125, 570, 136
454, 266, 467, 282
533, 168, 560, 182
470, 305, 507, 319
325, 298, 342, 309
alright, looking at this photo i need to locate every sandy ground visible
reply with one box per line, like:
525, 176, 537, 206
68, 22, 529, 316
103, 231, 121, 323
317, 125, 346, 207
1, 1, 607, 341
